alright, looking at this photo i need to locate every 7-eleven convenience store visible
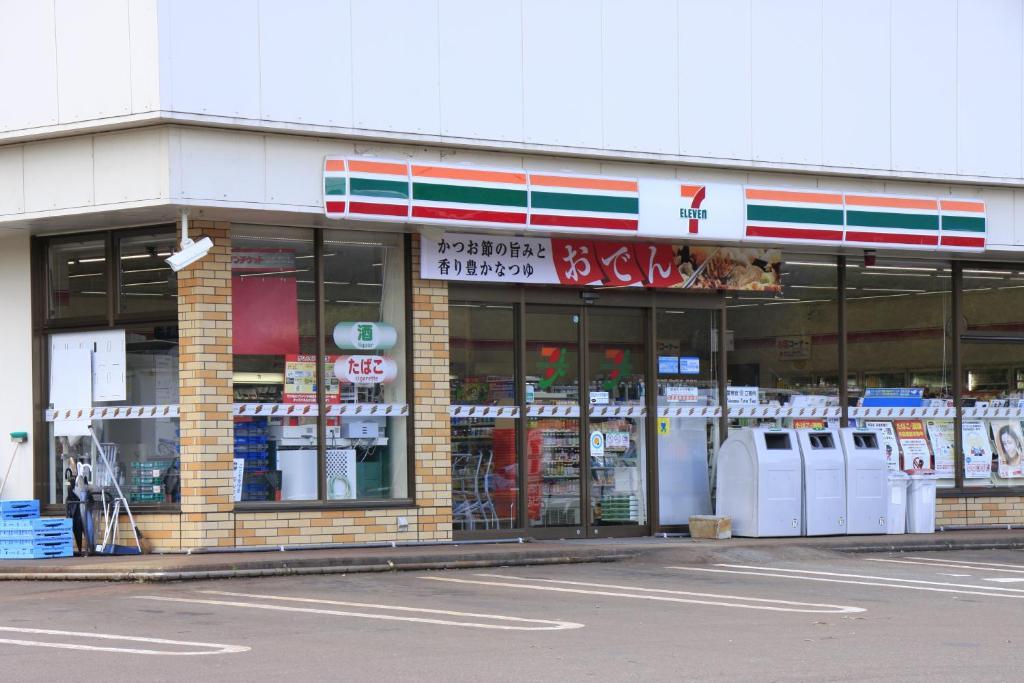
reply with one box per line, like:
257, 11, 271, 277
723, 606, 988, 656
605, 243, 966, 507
2, 1, 1024, 550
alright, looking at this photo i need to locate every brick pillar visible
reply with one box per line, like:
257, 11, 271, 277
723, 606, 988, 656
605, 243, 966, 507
410, 235, 453, 539
177, 221, 235, 548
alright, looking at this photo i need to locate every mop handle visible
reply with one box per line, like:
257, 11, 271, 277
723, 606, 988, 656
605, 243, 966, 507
0, 442, 20, 500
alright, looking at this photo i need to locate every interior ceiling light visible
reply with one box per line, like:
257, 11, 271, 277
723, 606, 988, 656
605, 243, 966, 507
864, 264, 938, 272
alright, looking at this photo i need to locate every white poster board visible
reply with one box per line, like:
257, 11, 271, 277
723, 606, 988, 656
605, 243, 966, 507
49, 348, 92, 437
50, 329, 127, 402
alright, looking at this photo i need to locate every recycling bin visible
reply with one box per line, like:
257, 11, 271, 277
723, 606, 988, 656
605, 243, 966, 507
839, 428, 888, 535
796, 429, 846, 536
886, 471, 909, 534
716, 428, 802, 537
906, 470, 937, 534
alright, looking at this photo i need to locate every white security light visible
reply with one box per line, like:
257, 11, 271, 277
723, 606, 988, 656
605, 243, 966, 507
165, 210, 213, 272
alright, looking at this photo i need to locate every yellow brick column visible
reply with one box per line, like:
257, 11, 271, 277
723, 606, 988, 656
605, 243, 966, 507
410, 235, 453, 540
177, 221, 235, 548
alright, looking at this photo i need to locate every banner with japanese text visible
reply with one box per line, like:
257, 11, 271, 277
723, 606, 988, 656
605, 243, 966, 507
421, 232, 782, 291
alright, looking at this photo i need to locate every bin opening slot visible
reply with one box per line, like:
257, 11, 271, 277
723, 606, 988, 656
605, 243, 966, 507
763, 433, 791, 450
807, 433, 835, 449
853, 433, 878, 449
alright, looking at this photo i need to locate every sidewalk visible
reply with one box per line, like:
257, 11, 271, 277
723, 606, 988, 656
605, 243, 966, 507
0, 528, 1021, 582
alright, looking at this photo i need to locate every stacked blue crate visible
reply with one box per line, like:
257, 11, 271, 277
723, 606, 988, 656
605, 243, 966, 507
235, 417, 270, 500
0, 502, 73, 559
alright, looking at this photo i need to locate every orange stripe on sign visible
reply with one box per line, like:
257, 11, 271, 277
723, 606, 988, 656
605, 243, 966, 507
940, 199, 985, 213
745, 188, 842, 205
845, 195, 936, 211
531, 174, 637, 192
412, 165, 526, 185
324, 159, 346, 172
348, 160, 408, 176
680, 184, 702, 198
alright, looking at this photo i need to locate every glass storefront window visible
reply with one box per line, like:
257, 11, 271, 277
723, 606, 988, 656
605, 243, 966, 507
46, 237, 108, 321
656, 308, 717, 524
323, 230, 407, 501
118, 231, 177, 316
450, 303, 518, 530
44, 229, 181, 508
727, 253, 840, 427
960, 266, 1024, 487
230, 227, 409, 503
847, 258, 953, 485
48, 325, 180, 506
232, 227, 318, 502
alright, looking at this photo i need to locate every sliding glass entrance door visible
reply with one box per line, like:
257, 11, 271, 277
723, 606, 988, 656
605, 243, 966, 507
525, 307, 583, 531
586, 308, 648, 534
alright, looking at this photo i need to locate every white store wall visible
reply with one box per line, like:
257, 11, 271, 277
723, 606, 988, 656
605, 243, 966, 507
2, 0, 1024, 184
0, 230, 34, 500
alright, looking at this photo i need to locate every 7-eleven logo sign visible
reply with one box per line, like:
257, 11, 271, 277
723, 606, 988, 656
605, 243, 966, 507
680, 185, 707, 234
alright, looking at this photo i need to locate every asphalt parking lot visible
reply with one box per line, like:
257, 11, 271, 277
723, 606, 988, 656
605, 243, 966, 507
2, 546, 1023, 682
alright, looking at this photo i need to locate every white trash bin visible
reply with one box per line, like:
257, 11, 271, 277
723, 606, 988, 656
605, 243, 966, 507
886, 471, 909, 535
906, 470, 937, 534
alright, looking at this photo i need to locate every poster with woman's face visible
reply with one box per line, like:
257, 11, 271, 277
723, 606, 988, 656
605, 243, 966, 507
990, 420, 1024, 478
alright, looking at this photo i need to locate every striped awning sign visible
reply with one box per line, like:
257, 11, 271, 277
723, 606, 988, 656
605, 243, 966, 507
323, 158, 347, 217
744, 188, 845, 242
939, 199, 986, 249
528, 174, 639, 231
347, 159, 411, 219
844, 195, 940, 247
411, 164, 528, 226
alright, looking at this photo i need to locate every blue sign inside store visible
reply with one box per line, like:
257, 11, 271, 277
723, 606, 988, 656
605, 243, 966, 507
679, 357, 700, 375
658, 356, 679, 374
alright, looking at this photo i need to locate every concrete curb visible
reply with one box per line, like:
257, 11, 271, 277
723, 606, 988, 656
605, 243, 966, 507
0, 550, 638, 582
822, 539, 1024, 554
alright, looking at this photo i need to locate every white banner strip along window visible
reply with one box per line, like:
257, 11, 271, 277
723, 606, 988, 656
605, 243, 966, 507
47, 404, 410, 421
590, 406, 646, 418
729, 406, 842, 419
450, 405, 520, 418
50, 405, 998, 422
235, 403, 409, 417
47, 405, 180, 421
849, 407, 956, 419
526, 405, 582, 418
656, 406, 723, 419
962, 408, 1024, 419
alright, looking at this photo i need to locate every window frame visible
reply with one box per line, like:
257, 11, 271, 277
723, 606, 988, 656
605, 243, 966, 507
232, 229, 417, 511
32, 225, 181, 511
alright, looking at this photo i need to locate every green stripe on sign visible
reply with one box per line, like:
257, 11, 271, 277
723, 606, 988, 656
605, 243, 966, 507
324, 177, 346, 196
746, 205, 844, 226
531, 191, 638, 215
846, 210, 938, 231
942, 215, 986, 233
413, 183, 527, 208
350, 177, 409, 199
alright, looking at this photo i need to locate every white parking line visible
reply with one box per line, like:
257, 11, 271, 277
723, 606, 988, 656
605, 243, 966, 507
866, 557, 1024, 574
905, 556, 1024, 571
421, 573, 865, 614
984, 578, 1024, 583
0, 626, 248, 656
133, 592, 582, 631
667, 564, 1024, 599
